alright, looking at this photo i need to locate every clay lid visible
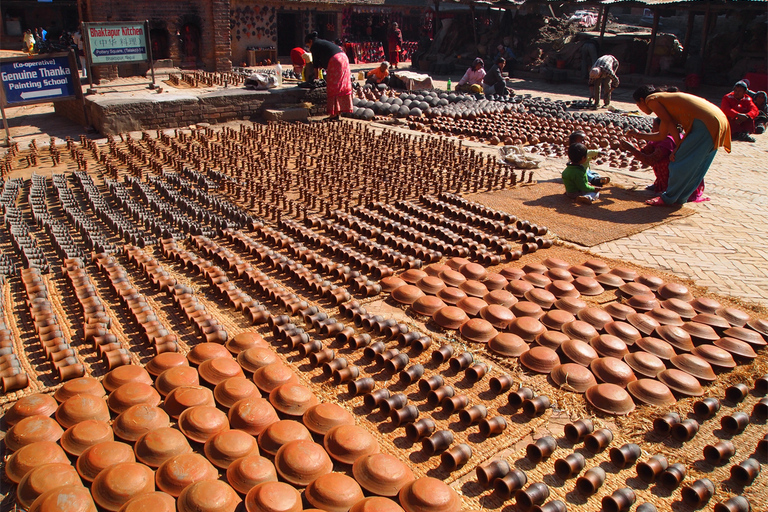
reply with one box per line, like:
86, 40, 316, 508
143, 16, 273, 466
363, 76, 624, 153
155, 366, 200, 397
61, 420, 113, 456
101, 366, 150, 393
306, 473, 365, 512
54, 377, 106, 403
560, 339, 599, 367
585, 383, 635, 416
604, 321, 642, 347
425, 263, 450, 277
488, 333, 528, 358
188, 343, 233, 367
226, 331, 267, 355
591, 335, 629, 359
400, 269, 428, 284
484, 289, 517, 308
108, 382, 162, 414
511, 301, 544, 319
412, 295, 447, 317
655, 325, 694, 352
178, 405, 230, 443
540, 257, 568, 270
595, 273, 625, 289
113, 405, 171, 442
198, 357, 246, 387
55, 394, 111, 429
436, 286, 467, 305
541, 309, 575, 331
691, 345, 736, 369
670, 354, 716, 381
324, 424, 380, 464
438, 269, 467, 288
510, 316, 546, 341
635, 274, 664, 291
626, 293, 659, 311
258, 420, 312, 456
623, 352, 665, 379
244, 481, 302, 512
524, 288, 556, 309
227, 455, 278, 494
506, 279, 535, 298
627, 379, 676, 407
635, 337, 677, 361
460, 318, 498, 343
214, 377, 260, 410
484, 273, 509, 291
545, 280, 580, 299
459, 279, 490, 299
352, 452, 415, 497
747, 317, 768, 336
691, 313, 731, 330
165, 385, 216, 419
91, 461, 155, 511
275, 439, 333, 486
619, 282, 653, 298
252, 363, 299, 393
681, 321, 720, 342
658, 283, 693, 301
520, 346, 560, 374
417, 276, 446, 295
391, 285, 424, 305
303, 403, 356, 436
572, 277, 604, 296
228, 397, 279, 436
555, 296, 588, 315
689, 296, 722, 314
135, 427, 193, 468
28, 485, 96, 512
522, 273, 551, 289
545, 267, 574, 282
5, 441, 69, 483
500, 267, 526, 281
399, 477, 461, 512
237, 347, 280, 374
381, 277, 407, 293
713, 337, 757, 360
350, 497, 405, 512
433, 306, 469, 330
657, 369, 704, 396
156, 453, 219, 497
562, 320, 599, 343
146, 352, 189, 377
661, 298, 696, 319
549, 363, 597, 393
590, 357, 637, 387
480, 304, 516, 329
118, 492, 175, 512
577, 308, 613, 330
177, 479, 241, 512
603, 303, 636, 322
646, 307, 684, 327
627, 313, 661, 335
4, 394, 58, 428
77, 441, 136, 482
16, 463, 83, 510
608, 267, 638, 281
204, 429, 260, 469
723, 326, 767, 346
535, 331, 570, 350
269, 383, 319, 416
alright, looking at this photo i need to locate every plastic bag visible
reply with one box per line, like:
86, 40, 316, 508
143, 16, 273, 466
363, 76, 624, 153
244, 73, 278, 90
499, 145, 544, 169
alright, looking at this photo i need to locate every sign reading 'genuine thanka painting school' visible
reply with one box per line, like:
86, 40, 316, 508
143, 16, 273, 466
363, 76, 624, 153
84, 22, 149, 65
0, 53, 78, 107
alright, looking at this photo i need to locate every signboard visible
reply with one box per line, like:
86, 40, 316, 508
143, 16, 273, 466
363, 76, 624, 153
0, 53, 78, 107
84, 22, 149, 65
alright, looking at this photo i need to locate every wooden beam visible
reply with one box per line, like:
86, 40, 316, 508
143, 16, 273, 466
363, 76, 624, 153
700, 2, 712, 60
681, 9, 695, 65
599, 6, 609, 47
644, 9, 660, 76
471, 4, 478, 46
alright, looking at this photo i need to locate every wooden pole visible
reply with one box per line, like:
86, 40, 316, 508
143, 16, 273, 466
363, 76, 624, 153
681, 9, 695, 65
700, 2, 712, 59
599, 6, 610, 47
471, 4, 478, 46
644, 9, 660, 76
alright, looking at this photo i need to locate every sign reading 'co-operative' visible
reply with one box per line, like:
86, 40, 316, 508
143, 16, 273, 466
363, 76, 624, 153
84, 22, 149, 65
0, 54, 78, 106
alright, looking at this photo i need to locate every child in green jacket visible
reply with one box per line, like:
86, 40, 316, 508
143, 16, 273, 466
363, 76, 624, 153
562, 143, 601, 204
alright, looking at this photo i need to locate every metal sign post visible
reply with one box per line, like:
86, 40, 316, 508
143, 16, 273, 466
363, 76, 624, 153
146, 20, 156, 90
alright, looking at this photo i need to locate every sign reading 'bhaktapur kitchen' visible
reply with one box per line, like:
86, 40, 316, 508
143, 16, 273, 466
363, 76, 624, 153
83, 22, 149, 65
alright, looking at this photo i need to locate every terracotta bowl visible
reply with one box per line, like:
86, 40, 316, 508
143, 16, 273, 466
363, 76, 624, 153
655, 325, 694, 352
55, 394, 110, 429
199, 357, 246, 386
258, 420, 312, 456
417, 276, 446, 295
635, 337, 677, 361
108, 382, 162, 414
54, 377, 105, 403
520, 346, 560, 374
488, 332, 528, 358
460, 279, 489, 298
226, 331, 267, 355
4, 394, 58, 428
135, 427, 193, 468
228, 397, 279, 436
156, 453, 219, 497
237, 347, 280, 374
460, 318, 498, 344
541, 309, 575, 331
689, 297, 722, 314
145, 352, 189, 378
522, 273, 551, 289
596, 273, 625, 289
507, 280, 535, 298
252, 363, 299, 394
555, 297, 588, 315
178, 405, 230, 443
16, 463, 84, 510
61, 420, 114, 456
590, 357, 637, 387
177, 479, 242, 512
510, 316, 546, 341
524, 288, 556, 309
723, 326, 766, 347
604, 302, 637, 321
214, 377, 261, 409
165, 385, 216, 419
562, 320, 598, 343
480, 304, 516, 330
391, 285, 425, 305
117, 492, 176, 512
546, 280, 581, 299
511, 301, 544, 320
113, 405, 171, 442
187, 343, 233, 366
103, 365, 153, 393
432, 306, 469, 330
27, 485, 96, 512
5, 415, 64, 451
535, 331, 570, 351
691, 313, 731, 331
305, 473, 365, 512
591, 335, 629, 359
91, 461, 155, 511
324, 424, 380, 464
381, 277, 407, 292
226, 455, 278, 494
274, 439, 333, 487
398, 477, 461, 512
484, 289, 517, 308
658, 283, 693, 302
657, 369, 704, 397
570, 264, 598, 278
244, 481, 302, 512
401, 269, 428, 284
560, 339, 599, 367
585, 383, 636, 416
624, 352, 665, 379
352, 452, 416, 497
645, 307, 684, 327
713, 337, 757, 361
204, 429, 260, 469
5, 441, 69, 483
155, 366, 200, 397
269, 383, 319, 416
436, 287, 467, 306
457, 297, 489, 317
670, 354, 716, 382
627, 379, 676, 407
500, 267, 526, 281
603, 321, 642, 347
578, 307, 613, 330
412, 296, 447, 317
627, 313, 661, 336
303, 403, 356, 436
714, 307, 751, 327
549, 363, 597, 393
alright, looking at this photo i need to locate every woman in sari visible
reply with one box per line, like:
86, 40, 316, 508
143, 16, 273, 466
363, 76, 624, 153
306, 31, 353, 120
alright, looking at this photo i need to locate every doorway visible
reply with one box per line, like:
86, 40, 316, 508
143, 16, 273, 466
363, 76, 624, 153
180, 23, 201, 68
277, 12, 300, 56
150, 29, 169, 60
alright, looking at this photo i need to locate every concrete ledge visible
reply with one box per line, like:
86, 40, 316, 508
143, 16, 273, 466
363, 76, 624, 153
263, 108, 310, 122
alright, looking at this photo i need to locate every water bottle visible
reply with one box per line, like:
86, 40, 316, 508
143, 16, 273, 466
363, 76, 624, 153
447, 78, 451, 92
275, 62, 283, 85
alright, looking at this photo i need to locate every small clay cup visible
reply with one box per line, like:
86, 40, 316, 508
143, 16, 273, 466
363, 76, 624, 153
479, 416, 507, 437
489, 375, 513, 394
636, 455, 668, 483
348, 377, 374, 396
431, 345, 454, 365
759, 433, 768, 454
681, 478, 715, 508
730, 457, 760, 485
422, 430, 453, 455
703, 440, 736, 465
449, 352, 474, 372
476, 460, 510, 489
584, 428, 613, 453
441, 443, 472, 470
725, 383, 750, 403
333, 366, 359, 384
609, 443, 641, 469
441, 394, 469, 415
564, 419, 593, 444
494, 469, 527, 498
515, 482, 550, 511
554, 452, 586, 480
427, 385, 454, 407
508, 387, 534, 409
753, 397, 768, 420
671, 419, 700, 442
405, 418, 435, 442
522, 395, 550, 418
526, 436, 557, 464
636, 504, 658, 512
459, 404, 487, 426
721, 412, 750, 434
399, 364, 424, 386
380, 393, 408, 416
693, 397, 720, 420
391, 405, 419, 427
465, 362, 488, 382
532, 500, 567, 512
659, 462, 686, 489
601, 487, 636, 512
653, 412, 680, 435
364, 388, 391, 410
576, 467, 606, 495
418, 375, 444, 394
714, 496, 752, 512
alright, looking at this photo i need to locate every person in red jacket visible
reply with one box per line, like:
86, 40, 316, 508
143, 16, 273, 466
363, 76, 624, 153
721, 80, 759, 142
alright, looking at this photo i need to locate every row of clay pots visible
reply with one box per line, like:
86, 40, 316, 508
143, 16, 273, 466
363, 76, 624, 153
51, 173, 114, 255
29, 174, 86, 262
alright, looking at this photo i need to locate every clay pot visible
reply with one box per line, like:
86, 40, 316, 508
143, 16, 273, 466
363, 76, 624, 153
725, 383, 750, 403
476, 459, 510, 488
60, 420, 114, 457
204, 429, 260, 469
4, 394, 58, 428
353, 452, 415, 496
108, 382, 162, 414
508, 387, 534, 409
405, 418, 436, 442
671, 418, 700, 442
441, 443, 472, 470
494, 469, 528, 498
526, 436, 557, 464
226, 454, 277, 494
103, 365, 153, 393
721, 412, 750, 434
659, 463, 686, 489
91, 462, 155, 511
576, 467, 606, 495
681, 478, 715, 508
134, 427, 192, 468
653, 412, 681, 435
244, 481, 301, 512
178, 405, 229, 443
5, 441, 69, 483
156, 453, 218, 497
703, 440, 735, 465
730, 458, 760, 486
302, 402, 355, 436
601, 488, 636, 512
584, 428, 613, 453
479, 416, 507, 437
422, 430, 454, 455
274, 440, 332, 486
55, 394, 110, 429
146, 352, 189, 377
177, 480, 242, 512
522, 395, 551, 418
609, 443, 641, 469
305, 473, 364, 512
515, 482, 550, 510
324, 424, 380, 464
398, 477, 461, 512
26, 485, 97, 512
714, 497, 752, 512
564, 419, 594, 444
155, 366, 200, 396
228, 397, 278, 436
636, 454, 668, 483
554, 452, 586, 480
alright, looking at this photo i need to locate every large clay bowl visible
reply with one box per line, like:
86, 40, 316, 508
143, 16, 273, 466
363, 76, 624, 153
714, 337, 757, 360
269, 383, 319, 416
55, 394, 110, 429
439, 269, 466, 287
204, 429, 260, 469
646, 307, 684, 327
252, 363, 299, 394
77, 440, 136, 482
155, 366, 200, 396
244, 481, 302, 512
198, 357, 245, 387
324, 424, 380, 464
488, 333, 528, 358
177, 479, 242, 512
6, 441, 69, 483
578, 307, 613, 330
604, 303, 637, 321
113, 405, 171, 442
416, 276, 446, 295
274, 439, 333, 487
103, 365, 153, 393
350, 497, 405, 512
460, 318, 498, 343
156, 453, 219, 497
590, 357, 637, 387
412, 295, 447, 317
572, 277, 604, 296
391, 285, 425, 305
146, 352, 189, 378
541, 309, 575, 331
571, 264, 599, 278
135, 427, 193, 468
628, 293, 658, 312
510, 316, 546, 341
303, 403, 356, 436
188, 343, 233, 366
401, 269, 428, 284
91, 461, 155, 511
305, 473, 365, 512
596, 273, 625, 289
507, 279, 535, 298
61, 420, 114, 456
690, 297, 722, 314
555, 297, 588, 315
655, 325, 694, 352
681, 321, 720, 343
657, 369, 704, 397
117, 492, 176, 512
691, 313, 731, 331
214, 377, 261, 409
16, 463, 83, 509
511, 301, 544, 319
585, 383, 636, 416
661, 298, 696, 319
456, 296, 488, 317
238, 347, 280, 374
670, 354, 716, 381
500, 267, 526, 281
460, 279, 489, 298
398, 477, 461, 512
635, 337, 677, 361
522, 273, 551, 289
618, 282, 653, 298
627, 379, 676, 407
603, 321, 641, 347
723, 326, 766, 347
226, 331, 267, 355
108, 382, 162, 414
226, 455, 278, 494
432, 306, 469, 330
258, 420, 312, 456
352, 452, 415, 497
562, 320, 599, 343
560, 339, 599, 367
381, 277, 407, 293
549, 363, 597, 393
520, 346, 559, 374
624, 352, 665, 379
484, 289, 517, 308
4, 394, 58, 427
5, 415, 64, 451
524, 288, 556, 309
164, 385, 216, 419
591, 335, 629, 359
27, 485, 96, 512
437, 287, 467, 305
627, 313, 661, 336
178, 405, 230, 443
535, 331, 569, 350
658, 283, 693, 301
480, 304, 516, 330
228, 397, 279, 436
54, 377, 105, 402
